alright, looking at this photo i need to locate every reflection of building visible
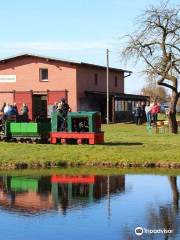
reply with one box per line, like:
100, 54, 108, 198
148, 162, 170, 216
0, 175, 125, 215
51, 175, 125, 213
0, 176, 53, 214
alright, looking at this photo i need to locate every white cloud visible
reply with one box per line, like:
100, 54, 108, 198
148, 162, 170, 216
0, 40, 115, 52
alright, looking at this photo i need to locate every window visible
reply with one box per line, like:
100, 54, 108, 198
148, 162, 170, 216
115, 76, 118, 88
127, 101, 132, 112
94, 73, 98, 85
39, 68, 48, 81
124, 101, 128, 111
115, 100, 121, 111
115, 100, 124, 111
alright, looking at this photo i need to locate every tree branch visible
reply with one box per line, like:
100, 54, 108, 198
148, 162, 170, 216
157, 78, 177, 92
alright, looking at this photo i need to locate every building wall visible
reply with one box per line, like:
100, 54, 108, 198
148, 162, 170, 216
0, 56, 77, 111
0, 92, 14, 106
76, 65, 124, 110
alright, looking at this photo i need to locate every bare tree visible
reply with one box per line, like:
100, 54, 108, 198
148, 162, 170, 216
141, 85, 167, 102
122, 1, 180, 133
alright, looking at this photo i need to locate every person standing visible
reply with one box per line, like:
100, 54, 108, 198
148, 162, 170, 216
3, 103, 11, 118
12, 103, 18, 117
52, 102, 58, 112
140, 102, 146, 123
56, 98, 71, 131
59, 98, 71, 117
134, 103, 142, 125
151, 102, 159, 125
20, 103, 29, 122
145, 102, 152, 126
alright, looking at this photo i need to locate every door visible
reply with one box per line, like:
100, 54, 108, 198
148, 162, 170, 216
32, 95, 47, 120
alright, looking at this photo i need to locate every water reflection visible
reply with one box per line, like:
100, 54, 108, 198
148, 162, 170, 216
0, 173, 179, 240
0, 175, 125, 215
124, 176, 180, 240
146, 176, 180, 240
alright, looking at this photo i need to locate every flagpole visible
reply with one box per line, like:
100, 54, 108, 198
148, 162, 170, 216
106, 49, 109, 124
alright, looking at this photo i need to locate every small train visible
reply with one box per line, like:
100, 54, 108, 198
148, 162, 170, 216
0, 111, 104, 145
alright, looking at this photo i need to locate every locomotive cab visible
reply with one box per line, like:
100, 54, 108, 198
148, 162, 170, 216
67, 111, 101, 133
50, 111, 104, 144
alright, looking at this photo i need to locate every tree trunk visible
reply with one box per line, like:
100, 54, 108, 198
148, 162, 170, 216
168, 91, 178, 134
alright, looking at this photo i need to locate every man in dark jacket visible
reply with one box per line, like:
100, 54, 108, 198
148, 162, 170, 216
134, 103, 142, 125
57, 98, 71, 131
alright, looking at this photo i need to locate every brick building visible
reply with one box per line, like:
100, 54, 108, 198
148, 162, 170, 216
0, 54, 148, 122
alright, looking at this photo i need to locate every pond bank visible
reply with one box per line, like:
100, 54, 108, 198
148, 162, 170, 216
1, 167, 180, 176
1, 159, 180, 170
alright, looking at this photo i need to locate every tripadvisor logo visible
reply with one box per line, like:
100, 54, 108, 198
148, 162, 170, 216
135, 226, 173, 236
135, 227, 143, 236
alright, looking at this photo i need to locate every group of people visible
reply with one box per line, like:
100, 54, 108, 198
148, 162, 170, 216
53, 98, 71, 131
0, 102, 29, 122
134, 102, 160, 126
0, 99, 70, 132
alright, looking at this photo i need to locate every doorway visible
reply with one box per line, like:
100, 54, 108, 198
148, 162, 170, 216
32, 95, 47, 120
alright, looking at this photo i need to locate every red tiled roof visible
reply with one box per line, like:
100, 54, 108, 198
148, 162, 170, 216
0, 53, 132, 73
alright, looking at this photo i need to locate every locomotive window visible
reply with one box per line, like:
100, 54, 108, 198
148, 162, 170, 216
72, 117, 89, 132
39, 68, 48, 81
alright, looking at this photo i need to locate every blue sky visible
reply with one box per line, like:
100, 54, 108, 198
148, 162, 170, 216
0, 0, 178, 93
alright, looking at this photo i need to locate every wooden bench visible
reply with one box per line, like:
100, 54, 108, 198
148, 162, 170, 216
155, 120, 169, 133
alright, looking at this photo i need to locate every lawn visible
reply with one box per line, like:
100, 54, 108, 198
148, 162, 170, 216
0, 123, 180, 169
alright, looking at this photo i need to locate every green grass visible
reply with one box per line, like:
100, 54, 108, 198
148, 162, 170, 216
0, 123, 180, 169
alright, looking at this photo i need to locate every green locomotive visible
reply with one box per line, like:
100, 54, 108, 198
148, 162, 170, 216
0, 111, 104, 144
1, 119, 51, 142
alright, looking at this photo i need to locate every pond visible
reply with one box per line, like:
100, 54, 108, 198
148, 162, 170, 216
0, 170, 179, 240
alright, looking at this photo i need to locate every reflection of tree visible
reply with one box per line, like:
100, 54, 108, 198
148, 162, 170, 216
169, 176, 179, 213
122, 176, 180, 240
146, 176, 180, 239
147, 205, 176, 240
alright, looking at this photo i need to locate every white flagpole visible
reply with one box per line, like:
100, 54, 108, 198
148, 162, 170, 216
106, 49, 109, 124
